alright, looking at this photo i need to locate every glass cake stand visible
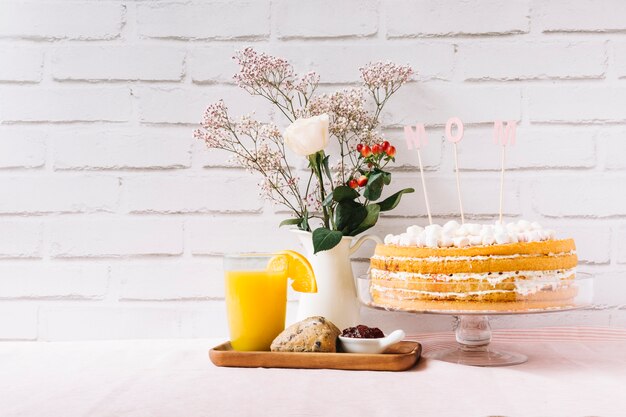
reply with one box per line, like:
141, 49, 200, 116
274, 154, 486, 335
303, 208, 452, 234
356, 272, 594, 367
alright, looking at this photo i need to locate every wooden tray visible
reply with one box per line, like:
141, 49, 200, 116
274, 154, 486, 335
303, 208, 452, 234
209, 341, 421, 371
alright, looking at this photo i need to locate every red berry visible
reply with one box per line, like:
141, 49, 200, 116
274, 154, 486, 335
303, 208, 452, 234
356, 143, 364, 152
371, 144, 382, 155
348, 179, 358, 189
360, 145, 372, 158
386, 145, 396, 157
381, 141, 390, 152
367, 162, 373, 168
357, 175, 368, 187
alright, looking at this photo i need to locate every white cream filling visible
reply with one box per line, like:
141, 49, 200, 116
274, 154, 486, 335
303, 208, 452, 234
370, 268, 576, 287
371, 285, 515, 299
372, 251, 576, 263
371, 281, 568, 299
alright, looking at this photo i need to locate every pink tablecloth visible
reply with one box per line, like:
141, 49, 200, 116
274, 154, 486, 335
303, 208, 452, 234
1, 327, 625, 417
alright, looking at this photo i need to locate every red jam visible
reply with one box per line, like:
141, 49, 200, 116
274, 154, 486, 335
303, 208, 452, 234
341, 325, 385, 339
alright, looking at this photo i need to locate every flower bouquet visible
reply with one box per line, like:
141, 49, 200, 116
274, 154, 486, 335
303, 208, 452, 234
195, 48, 414, 254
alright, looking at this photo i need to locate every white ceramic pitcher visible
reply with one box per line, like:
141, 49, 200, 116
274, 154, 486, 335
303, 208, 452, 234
292, 230, 382, 330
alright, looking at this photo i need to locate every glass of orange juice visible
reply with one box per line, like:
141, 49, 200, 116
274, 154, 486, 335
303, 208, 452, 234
223, 253, 288, 351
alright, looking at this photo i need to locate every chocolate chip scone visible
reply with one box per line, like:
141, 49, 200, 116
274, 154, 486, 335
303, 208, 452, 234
270, 316, 341, 353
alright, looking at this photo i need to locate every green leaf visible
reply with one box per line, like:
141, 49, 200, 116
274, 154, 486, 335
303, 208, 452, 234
312, 228, 344, 254
332, 185, 359, 203
279, 218, 302, 227
350, 204, 381, 236
334, 201, 367, 233
378, 188, 415, 212
301, 216, 309, 231
322, 155, 333, 182
382, 171, 391, 185
322, 191, 334, 207
363, 172, 384, 201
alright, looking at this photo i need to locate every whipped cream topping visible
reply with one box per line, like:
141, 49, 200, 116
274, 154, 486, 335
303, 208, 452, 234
370, 267, 576, 287
383, 220, 556, 249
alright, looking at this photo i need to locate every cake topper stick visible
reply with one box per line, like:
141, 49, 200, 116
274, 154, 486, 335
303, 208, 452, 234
445, 117, 465, 224
493, 120, 517, 223
404, 124, 432, 225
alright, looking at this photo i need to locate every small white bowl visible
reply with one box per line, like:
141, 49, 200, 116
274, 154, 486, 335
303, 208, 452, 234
338, 329, 406, 354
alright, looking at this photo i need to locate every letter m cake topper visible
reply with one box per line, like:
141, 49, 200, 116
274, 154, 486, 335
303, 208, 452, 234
403, 124, 432, 224
404, 123, 428, 150
493, 120, 517, 146
493, 120, 518, 222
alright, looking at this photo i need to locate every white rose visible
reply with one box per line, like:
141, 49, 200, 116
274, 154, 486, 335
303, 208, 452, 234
283, 114, 329, 156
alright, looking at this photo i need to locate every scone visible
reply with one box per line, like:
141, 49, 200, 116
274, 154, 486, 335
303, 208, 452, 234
270, 316, 341, 352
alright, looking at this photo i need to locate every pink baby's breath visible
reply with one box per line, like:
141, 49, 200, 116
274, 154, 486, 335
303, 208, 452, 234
197, 48, 415, 226
233, 47, 294, 91
360, 61, 414, 91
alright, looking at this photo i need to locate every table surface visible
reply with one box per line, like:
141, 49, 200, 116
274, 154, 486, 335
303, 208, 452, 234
2, 327, 626, 417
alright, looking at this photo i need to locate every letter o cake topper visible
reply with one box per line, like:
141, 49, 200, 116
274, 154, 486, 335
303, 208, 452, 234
445, 117, 464, 143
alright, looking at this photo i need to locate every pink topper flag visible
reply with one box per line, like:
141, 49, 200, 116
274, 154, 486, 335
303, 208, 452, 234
445, 117, 464, 143
493, 120, 517, 146
404, 124, 428, 150
493, 120, 518, 223
446, 117, 465, 223
403, 124, 432, 224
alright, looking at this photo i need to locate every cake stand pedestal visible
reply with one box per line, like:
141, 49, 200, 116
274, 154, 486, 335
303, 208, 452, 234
426, 314, 527, 366
356, 272, 594, 367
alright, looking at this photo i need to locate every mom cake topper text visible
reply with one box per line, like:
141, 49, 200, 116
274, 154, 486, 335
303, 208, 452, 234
404, 118, 518, 224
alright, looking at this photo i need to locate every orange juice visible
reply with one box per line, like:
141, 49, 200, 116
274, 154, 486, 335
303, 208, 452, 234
225, 269, 287, 351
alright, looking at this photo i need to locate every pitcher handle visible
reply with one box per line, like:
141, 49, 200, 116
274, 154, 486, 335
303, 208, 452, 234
349, 234, 383, 256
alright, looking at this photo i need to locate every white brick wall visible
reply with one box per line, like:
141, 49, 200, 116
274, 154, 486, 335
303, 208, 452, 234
0, 0, 624, 341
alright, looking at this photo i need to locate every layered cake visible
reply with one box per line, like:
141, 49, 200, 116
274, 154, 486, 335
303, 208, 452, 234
369, 220, 578, 311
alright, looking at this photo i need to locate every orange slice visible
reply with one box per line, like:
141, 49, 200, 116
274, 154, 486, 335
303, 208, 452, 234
267, 250, 317, 293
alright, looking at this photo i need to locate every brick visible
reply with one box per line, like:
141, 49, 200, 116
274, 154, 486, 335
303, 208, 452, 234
136, 86, 274, 124
589, 270, 626, 306
188, 215, 297, 255
194, 140, 238, 168
617, 226, 626, 264
0, 304, 37, 340
458, 126, 596, 170
0, 47, 43, 82
528, 87, 626, 123
271, 42, 454, 83
137, 1, 269, 40
116, 260, 222, 300
538, 0, 626, 33
600, 129, 626, 170
0, 263, 108, 299
189, 45, 241, 84
533, 176, 626, 217
122, 174, 262, 214
49, 218, 183, 257
190, 42, 452, 84
0, 127, 45, 169
386, 0, 529, 37
383, 84, 521, 126
52, 46, 185, 82
51, 128, 191, 170
386, 174, 521, 217
0, 2, 122, 40
568, 225, 611, 264
39, 304, 220, 340
0, 221, 42, 258
0, 88, 131, 122
0, 176, 118, 214
274, 0, 378, 39
459, 41, 605, 81
611, 42, 626, 79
